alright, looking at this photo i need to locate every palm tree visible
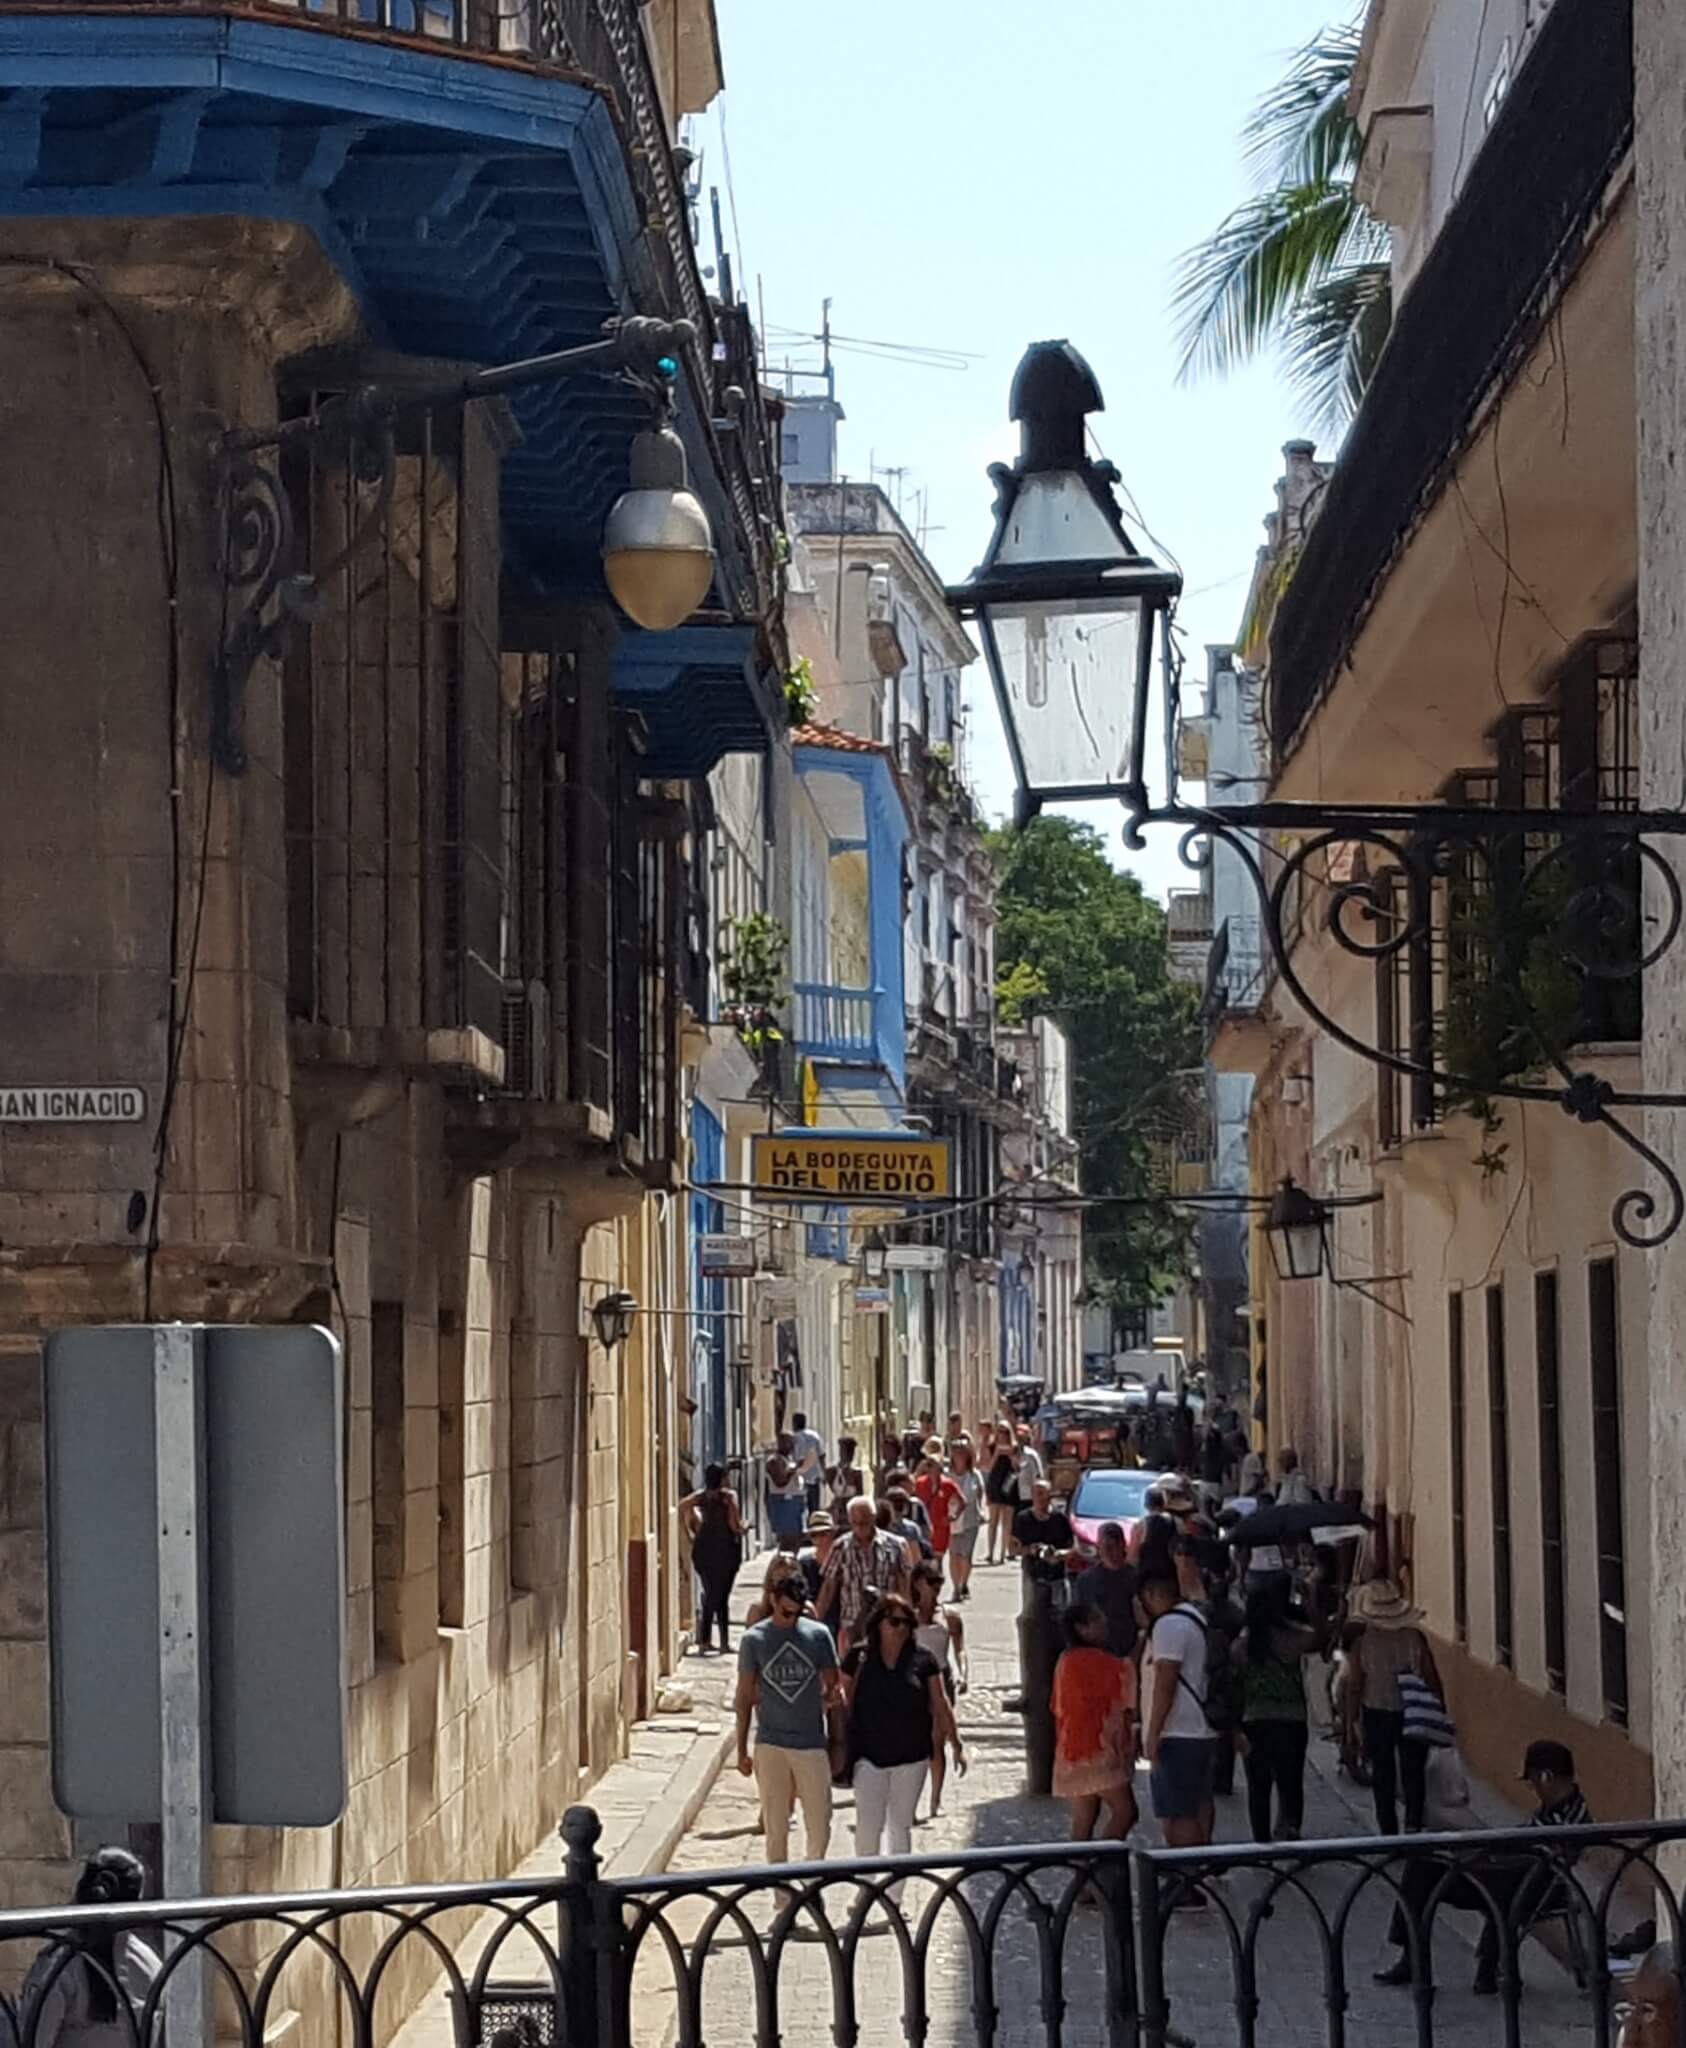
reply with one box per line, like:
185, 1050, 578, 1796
1171, 22, 1392, 436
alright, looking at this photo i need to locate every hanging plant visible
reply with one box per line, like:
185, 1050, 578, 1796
924, 740, 957, 805
782, 656, 817, 730
719, 911, 790, 1062
1437, 857, 1585, 1179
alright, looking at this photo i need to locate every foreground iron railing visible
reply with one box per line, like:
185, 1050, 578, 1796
0, 1810, 1682, 2048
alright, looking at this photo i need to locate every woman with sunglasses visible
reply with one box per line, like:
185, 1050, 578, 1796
841, 1594, 963, 1862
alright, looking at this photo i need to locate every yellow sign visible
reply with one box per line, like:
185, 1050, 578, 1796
751, 1133, 951, 1201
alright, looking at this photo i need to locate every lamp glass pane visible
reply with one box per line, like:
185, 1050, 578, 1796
1280, 1221, 1324, 1280
982, 594, 1143, 794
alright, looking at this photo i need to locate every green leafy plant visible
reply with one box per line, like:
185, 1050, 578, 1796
719, 911, 789, 1061
923, 740, 958, 807
994, 960, 1049, 1026
782, 656, 816, 730
1437, 859, 1586, 1178
989, 816, 1201, 1307
1171, 23, 1392, 437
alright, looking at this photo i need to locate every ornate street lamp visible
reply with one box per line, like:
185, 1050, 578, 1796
949, 339, 1686, 1249
947, 342, 1181, 829
859, 1228, 890, 1285
602, 417, 716, 630
589, 1288, 638, 1352
214, 318, 712, 772
1264, 1178, 1329, 1283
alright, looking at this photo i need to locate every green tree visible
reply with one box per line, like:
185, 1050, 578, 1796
1171, 21, 1391, 436
991, 817, 1201, 1316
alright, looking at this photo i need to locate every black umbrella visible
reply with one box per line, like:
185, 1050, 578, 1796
1223, 1499, 1373, 1547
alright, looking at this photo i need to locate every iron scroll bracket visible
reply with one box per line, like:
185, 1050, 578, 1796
1132, 794, 1686, 1249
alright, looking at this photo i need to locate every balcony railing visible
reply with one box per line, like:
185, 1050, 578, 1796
2, 1809, 1679, 2048
794, 981, 878, 1061
1201, 913, 1270, 1020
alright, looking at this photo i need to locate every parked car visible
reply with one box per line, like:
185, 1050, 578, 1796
1068, 1467, 1173, 1553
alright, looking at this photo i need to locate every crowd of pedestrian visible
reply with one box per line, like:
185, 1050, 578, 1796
707, 1402, 1610, 2009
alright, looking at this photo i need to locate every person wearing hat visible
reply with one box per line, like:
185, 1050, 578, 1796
797, 1509, 838, 1609
17, 1847, 161, 2048
1375, 1737, 1592, 1994
1343, 1578, 1441, 1836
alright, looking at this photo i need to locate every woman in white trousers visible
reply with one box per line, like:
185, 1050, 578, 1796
842, 1594, 963, 1860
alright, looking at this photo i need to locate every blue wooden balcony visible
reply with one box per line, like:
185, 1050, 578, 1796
0, 0, 784, 760
794, 983, 879, 1063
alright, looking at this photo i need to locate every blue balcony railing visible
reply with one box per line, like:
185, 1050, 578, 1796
794, 982, 879, 1061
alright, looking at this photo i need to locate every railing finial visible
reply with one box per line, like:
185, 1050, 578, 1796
559, 1805, 603, 1886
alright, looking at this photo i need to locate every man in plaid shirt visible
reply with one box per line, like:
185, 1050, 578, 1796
815, 1496, 908, 1643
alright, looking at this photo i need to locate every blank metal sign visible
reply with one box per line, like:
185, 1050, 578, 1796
44, 1324, 346, 1825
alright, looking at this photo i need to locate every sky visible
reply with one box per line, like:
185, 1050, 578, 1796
694, 0, 1349, 900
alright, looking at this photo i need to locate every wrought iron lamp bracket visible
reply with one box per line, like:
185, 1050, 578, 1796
208, 316, 693, 777
211, 414, 396, 776
1129, 792, 1686, 1249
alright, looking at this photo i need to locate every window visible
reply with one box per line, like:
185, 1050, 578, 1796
1589, 1258, 1629, 1724
370, 1301, 406, 1664
1449, 1292, 1468, 1643
1534, 1271, 1566, 1694
784, 432, 801, 465
1487, 1284, 1512, 1667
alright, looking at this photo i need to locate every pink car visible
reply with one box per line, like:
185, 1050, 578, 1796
1068, 1468, 1173, 1554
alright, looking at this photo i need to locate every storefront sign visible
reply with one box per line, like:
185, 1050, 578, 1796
750, 1133, 950, 1200
854, 1287, 891, 1314
698, 1233, 756, 1277
0, 1085, 147, 1124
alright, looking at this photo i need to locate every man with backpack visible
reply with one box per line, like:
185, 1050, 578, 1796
1141, 1559, 1218, 1851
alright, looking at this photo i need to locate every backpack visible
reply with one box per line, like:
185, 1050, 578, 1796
1151, 1603, 1234, 1734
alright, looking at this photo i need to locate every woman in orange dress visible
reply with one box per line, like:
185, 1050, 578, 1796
1051, 1602, 1138, 1840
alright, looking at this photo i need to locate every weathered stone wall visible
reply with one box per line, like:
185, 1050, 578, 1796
0, 219, 680, 1988
1636, 0, 1686, 1820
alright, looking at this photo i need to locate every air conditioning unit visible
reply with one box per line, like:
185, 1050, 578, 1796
498, 979, 553, 1099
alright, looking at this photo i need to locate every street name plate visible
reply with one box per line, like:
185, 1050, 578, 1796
750, 1132, 950, 1199
0, 1085, 146, 1122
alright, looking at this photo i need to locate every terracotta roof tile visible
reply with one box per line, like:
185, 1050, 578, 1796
789, 721, 889, 756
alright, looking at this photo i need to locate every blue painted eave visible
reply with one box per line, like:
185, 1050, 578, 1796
0, 12, 749, 610
612, 623, 777, 778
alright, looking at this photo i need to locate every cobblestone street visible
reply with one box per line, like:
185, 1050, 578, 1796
623, 1551, 1606, 2047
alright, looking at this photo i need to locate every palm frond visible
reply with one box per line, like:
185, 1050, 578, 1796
1172, 181, 1364, 387
1242, 22, 1366, 191
1282, 261, 1394, 436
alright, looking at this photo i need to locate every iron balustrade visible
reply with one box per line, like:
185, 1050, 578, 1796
1, 1809, 1684, 2048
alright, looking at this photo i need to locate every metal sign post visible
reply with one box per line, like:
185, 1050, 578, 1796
153, 1325, 210, 2048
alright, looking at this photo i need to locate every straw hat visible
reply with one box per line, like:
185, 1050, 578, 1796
1350, 1578, 1421, 1629
804, 1510, 835, 1535
1160, 1482, 1198, 1515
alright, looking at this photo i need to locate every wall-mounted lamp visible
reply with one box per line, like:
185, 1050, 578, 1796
589, 1289, 639, 1351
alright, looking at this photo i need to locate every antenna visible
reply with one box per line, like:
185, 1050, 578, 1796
821, 297, 834, 400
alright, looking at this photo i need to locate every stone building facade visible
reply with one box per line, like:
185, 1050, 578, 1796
0, 0, 783, 1951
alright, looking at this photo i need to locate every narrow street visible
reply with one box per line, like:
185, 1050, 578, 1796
624, 1548, 1598, 2048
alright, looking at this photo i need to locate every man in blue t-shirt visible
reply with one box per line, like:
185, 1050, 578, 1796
736, 1569, 842, 1864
